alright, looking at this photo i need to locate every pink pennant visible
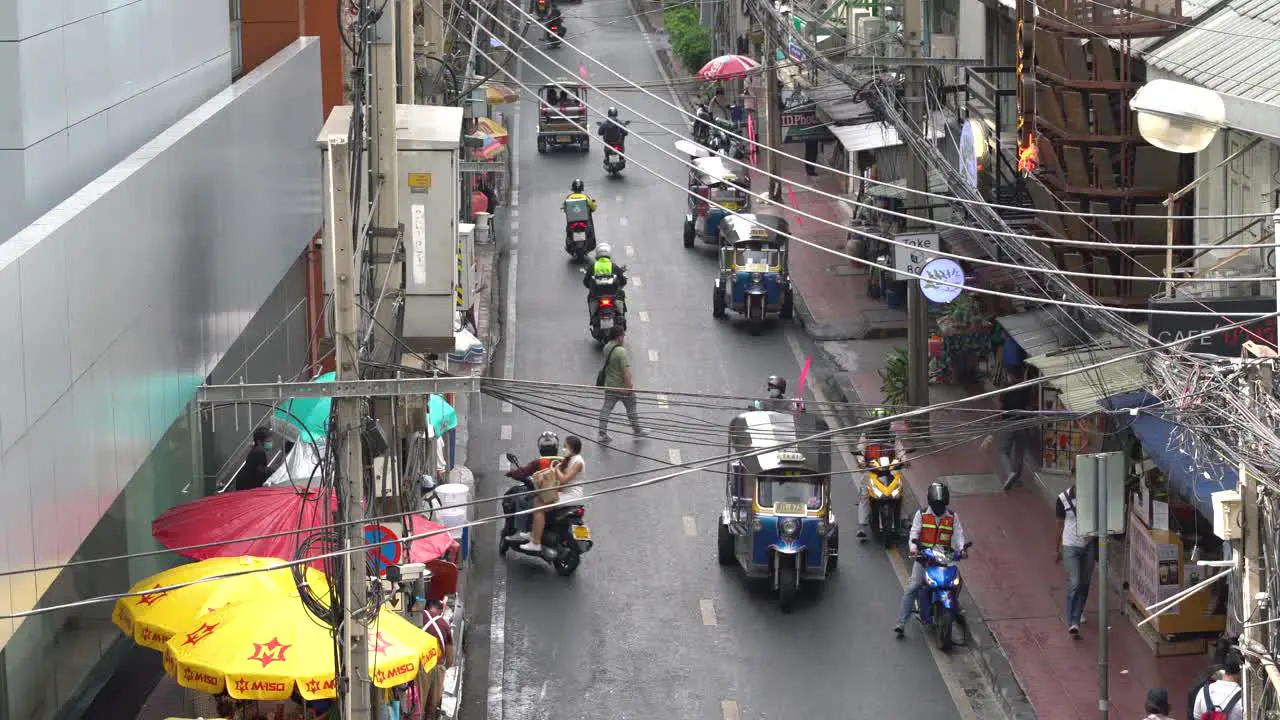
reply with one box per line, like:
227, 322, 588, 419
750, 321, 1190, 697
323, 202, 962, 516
579, 64, 589, 81
795, 355, 812, 410
787, 184, 803, 226
747, 115, 758, 166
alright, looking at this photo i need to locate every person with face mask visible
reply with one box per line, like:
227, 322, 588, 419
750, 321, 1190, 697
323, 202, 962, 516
895, 481, 967, 636
235, 427, 273, 491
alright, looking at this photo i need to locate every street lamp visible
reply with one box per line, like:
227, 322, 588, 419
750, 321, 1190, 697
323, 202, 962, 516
1132, 79, 1280, 153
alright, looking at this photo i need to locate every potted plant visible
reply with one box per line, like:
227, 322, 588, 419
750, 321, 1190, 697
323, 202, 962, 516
936, 293, 981, 335
879, 346, 909, 406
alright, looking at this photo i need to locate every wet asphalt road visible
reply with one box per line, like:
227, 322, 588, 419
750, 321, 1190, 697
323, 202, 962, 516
458, 1, 968, 717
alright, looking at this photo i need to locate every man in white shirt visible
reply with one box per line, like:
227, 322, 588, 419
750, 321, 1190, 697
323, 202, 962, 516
1192, 649, 1243, 720
1055, 485, 1095, 636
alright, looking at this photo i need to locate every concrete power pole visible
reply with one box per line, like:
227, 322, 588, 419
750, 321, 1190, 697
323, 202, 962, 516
399, 0, 416, 105
324, 135, 373, 719
763, 12, 783, 203
902, 0, 931, 418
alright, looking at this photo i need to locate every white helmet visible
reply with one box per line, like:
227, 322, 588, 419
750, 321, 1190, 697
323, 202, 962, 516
596, 243, 612, 258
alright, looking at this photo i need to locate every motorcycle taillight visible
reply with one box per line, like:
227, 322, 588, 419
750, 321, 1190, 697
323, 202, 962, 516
598, 297, 614, 307
572, 508, 585, 516
570, 221, 587, 230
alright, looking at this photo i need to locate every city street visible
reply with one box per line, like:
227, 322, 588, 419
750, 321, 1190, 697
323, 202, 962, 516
459, 1, 979, 717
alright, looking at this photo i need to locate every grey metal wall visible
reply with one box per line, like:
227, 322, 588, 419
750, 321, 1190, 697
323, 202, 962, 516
0, 38, 322, 719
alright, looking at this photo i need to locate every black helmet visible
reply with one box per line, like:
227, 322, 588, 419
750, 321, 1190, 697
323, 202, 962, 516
570, 178, 584, 193
607, 107, 619, 119
767, 375, 787, 397
927, 481, 950, 516
537, 431, 560, 456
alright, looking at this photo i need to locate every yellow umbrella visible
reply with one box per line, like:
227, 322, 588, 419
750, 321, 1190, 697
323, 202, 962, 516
164, 595, 440, 701
112, 556, 330, 651
483, 83, 519, 104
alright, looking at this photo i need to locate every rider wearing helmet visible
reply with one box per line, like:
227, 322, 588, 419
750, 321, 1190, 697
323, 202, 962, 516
583, 243, 628, 308
506, 431, 562, 536
598, 107, 630, 157
895, 481, 967, 636
750, 375, 791, 411
854, 407, 896, 539
562, 178, 599, 250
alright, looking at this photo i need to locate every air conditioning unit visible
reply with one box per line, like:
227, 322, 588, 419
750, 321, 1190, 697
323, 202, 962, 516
932, 34, 957, 86
1212, 489, 1242, 541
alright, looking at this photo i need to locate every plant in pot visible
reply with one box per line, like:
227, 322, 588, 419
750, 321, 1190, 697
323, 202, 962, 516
879, 347, 909, 407
936, 293, 981, 335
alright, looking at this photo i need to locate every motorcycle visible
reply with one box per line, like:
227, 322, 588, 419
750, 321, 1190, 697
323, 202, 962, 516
860, 448, 903, 547
912, 541, 973, 651
533, 0, 551, 21
583, 269, 626, 344
498, 452, 594, 576
565, 220, 594, 261
692, 103, 715, 145
599, 120, 631, 177
544, 20, 565, 47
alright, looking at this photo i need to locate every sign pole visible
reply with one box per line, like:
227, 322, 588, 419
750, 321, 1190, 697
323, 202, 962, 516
902, 0, 930, 434
1096, 452, 1109, 720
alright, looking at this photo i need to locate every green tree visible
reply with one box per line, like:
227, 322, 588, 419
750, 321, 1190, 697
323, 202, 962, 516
664, 3, 712, 74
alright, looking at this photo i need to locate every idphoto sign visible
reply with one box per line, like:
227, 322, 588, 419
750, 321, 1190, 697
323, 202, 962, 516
1148, 297, 1277, 357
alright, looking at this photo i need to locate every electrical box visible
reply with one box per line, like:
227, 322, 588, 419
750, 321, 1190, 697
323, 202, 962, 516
1075, 451, 1127, 536
1211, 489, 1242, 541
456, 223, 475, 312
931, 34, 957, 87
854, 17, 885, 57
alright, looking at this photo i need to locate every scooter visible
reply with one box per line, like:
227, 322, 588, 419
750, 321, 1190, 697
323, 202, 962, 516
860, 448, 903, 547
544, 20, 565, 47
564, 219, 595, 261
912, 541, 973, 651
498, 452, 594, 576
692, 103, 715, 145
598, 120, 631, 177
589, 291, 626, 345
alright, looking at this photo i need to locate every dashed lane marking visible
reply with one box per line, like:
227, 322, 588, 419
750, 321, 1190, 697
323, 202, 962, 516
498, 454, 510, 472
625, 245, 635, 256
721, 700, 741, 720
615, 194, 623, 202
510, 208, 518, 219
668, 448, 682, 464
648, 349, 660, 363
620, 217, 630, 227
700, 599, 717, 626
500, 424, 512, 440
501, 401, 513, 414
631, 277, 641, 288
683, 515, 698, 536
510, 220, 519, 231
638, 310, 650, 323
656, 393, 669, 408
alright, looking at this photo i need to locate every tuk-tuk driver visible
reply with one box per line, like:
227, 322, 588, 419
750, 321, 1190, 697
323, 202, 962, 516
895, 481, 967, 637
562, 178, 598, 247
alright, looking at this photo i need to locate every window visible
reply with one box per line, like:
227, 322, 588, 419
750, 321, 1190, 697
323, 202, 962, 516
733, 247, 779, 269
230, 0, 243, 78
757, 472, 822, 510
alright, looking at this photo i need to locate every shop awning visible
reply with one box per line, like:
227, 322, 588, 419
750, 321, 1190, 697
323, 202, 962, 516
1103, 391, 1237, 524
1025, 339, 1147, 412
831, 115, 949, 155
997, 308, 1094, 357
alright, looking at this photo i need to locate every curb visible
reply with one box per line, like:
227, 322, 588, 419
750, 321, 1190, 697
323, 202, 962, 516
817, 356, 1037, 720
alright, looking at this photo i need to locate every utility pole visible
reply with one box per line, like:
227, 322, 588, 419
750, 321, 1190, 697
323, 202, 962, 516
399, 0, 416, 104
421, 0, 445, 104
902, 0, 931, 419
1239, 354, 1264, 717
1095, 452, 1110, 720
324, 135, 373, 720
763, 12, 783, 203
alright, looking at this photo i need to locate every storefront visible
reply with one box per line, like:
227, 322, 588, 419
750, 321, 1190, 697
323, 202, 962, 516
1148, 296, 1278, 357
1104, 390, 1233, 639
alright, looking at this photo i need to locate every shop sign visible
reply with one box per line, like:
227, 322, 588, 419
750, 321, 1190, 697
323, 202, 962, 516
1127, 515, 1159, 610
788, 34, 804, 62
920, 258, 964, 303
1148, 297, 1277, 357
892, 232, 939, 279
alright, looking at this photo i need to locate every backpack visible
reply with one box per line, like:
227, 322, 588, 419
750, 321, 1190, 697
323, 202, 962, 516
595, 345, 620, 387
1200, 684, 1242, 720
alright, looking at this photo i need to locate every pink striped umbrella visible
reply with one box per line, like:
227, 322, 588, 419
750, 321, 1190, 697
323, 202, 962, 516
696, 54, 760, 81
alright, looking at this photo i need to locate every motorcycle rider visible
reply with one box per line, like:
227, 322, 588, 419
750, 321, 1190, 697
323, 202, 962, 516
598, 107, 629, 161
507, 431, 561, 542
856, 406, 895, 539
545, 3, 565, 38
895, 481, 967, 636
583, 243, 627, 311
750, 375, 790, 411
561, 178, 598, 250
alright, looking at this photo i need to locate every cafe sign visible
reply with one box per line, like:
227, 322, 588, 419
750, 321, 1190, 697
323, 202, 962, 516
1148, 297, 1277, 357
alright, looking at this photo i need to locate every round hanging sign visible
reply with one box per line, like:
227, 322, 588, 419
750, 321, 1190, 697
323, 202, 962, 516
919, 258, 965, 304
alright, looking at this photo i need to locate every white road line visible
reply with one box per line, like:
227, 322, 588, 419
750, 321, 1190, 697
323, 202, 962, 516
700, 599, 717, 626
501, 401, 513, 414
510, 208, 518, 218
638, 310, 650, 323
500, 424, 512, 440
656, 393, 669, 408
619, 217, 630, 227
511, 190, 519, 205
648, 349, 660, 363
632, 277, 642, 288
498, 454, 510, 472
625, 244, 635, 256
668, 448, 683, 464
783, 330, 980, 720
721, 700, 742, 720
615, 194, 623, 202
682, 515, 698, 536
510, 220, 519, 231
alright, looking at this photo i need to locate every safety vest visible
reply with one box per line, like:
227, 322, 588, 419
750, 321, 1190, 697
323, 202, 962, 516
594, 257, 613, 276
918, 511, 955, 549
537, 455, 557, 471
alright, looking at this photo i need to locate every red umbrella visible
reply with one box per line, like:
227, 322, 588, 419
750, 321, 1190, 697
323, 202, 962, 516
697, 54, 760, 81
152, 488, 459, 568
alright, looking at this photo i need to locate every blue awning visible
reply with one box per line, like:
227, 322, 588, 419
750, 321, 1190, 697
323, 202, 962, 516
1102, 391, 1236, 521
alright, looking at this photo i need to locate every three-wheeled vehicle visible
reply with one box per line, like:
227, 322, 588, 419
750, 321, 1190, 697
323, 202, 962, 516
717, 410, 838, 611
712, 213, 794, 333
682, 153, 751, 247
537, 83, 589, 154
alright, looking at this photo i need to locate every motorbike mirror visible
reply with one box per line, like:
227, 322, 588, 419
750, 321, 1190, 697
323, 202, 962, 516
505, 452, 519, 466
963, 541, 974, 550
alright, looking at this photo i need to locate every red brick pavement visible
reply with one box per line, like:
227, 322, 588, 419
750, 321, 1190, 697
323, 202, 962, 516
844, 371, 1204, 720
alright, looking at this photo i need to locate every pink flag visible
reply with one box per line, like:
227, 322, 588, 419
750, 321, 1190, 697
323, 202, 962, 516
579, 64, 589, 81
747, 115, 758, 166
794, 355, 812, 414
787, 183, 804, 226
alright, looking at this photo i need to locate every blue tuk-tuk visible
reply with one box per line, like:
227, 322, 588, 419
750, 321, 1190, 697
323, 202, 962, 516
712, 213, 794, 334
682, 154, 751, 248
717, 410, 837, 611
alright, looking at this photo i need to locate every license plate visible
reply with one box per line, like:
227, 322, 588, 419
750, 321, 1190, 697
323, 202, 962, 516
775, 502, 807, 514
557, 135, 571, 142
720, 201, 737, 210
573, 231, 586, 242
599, 317, 613, 329
572, 525, 591, 540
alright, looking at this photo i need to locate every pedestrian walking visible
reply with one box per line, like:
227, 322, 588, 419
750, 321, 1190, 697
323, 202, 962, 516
234, 427, 272, 491
1056, 485, 1095, 636
596, 329, 646, 443
422, 598, 455, 720
1192, 648, 1243, 720
1142, 687, 1174, 720
980, 377, 1033, 490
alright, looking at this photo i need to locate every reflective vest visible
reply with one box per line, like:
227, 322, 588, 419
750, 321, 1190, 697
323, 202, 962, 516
537, 455, 557, 471
594, 257, 613, 276
918, 511, 955, 549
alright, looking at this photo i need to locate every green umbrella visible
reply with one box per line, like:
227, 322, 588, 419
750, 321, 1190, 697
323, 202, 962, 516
427, 394, 458, 438
275, 372, 335, 444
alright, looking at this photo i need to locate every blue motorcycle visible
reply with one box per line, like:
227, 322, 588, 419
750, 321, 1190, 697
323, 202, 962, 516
913, 542, 973, 650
